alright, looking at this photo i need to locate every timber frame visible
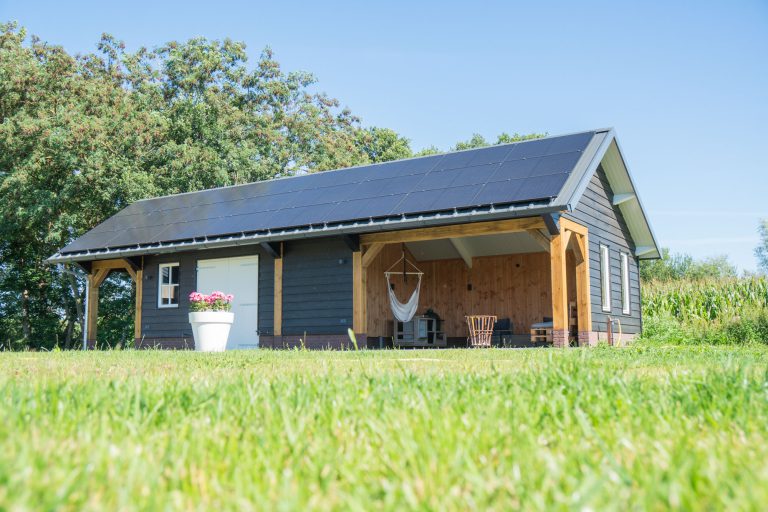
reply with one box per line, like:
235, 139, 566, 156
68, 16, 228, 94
353, 215, 594, 347
86, 258, 144, 346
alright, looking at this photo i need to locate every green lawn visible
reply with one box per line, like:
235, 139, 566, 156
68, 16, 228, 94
1, 346, 767, 511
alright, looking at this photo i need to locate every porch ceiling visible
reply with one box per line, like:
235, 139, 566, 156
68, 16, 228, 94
405, 231, 546, 261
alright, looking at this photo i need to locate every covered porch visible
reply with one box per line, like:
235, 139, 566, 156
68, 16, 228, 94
352, 216, 593, 348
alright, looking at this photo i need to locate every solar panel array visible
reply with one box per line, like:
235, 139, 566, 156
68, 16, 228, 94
61, 131, 597, 254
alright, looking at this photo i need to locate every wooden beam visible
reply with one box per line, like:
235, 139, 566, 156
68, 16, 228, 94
562, 229, 573, 252
92, 268, 111, 287
448, 237, 473, 268
124, 265, 138, 282
549, 232, 568, 344
542, 214, 560, 235
260, 242, 281, 259
273, 243, 283, 336
571, 231, 585, 266
527, 229, 550, 253
575, 232, 592, 339
352, 250, 366, 334
360, 217, 545, 245
361, 242, 385, 268
134, 268, 143, 340
341, 234, 360, 252
559, 217, 588, 236
125, 257, 142, 271
91, 258, 137, 272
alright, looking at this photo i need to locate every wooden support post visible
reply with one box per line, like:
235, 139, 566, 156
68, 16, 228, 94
549, 231, 568, 348
134, 267, 143, 340
352, 250, 366, 336
86, 270, 101, 344
575, 232, 594, 346
274, 243, 283, 337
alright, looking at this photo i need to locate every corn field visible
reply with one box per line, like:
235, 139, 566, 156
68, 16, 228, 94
642, 277, 768, 321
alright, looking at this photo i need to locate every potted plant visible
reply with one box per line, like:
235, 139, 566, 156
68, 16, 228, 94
188, 291, 235, 352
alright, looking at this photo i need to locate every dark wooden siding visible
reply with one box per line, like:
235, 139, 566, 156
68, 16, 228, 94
566, 165, 642, 334
281, 238, 353, 335
140, 245, 274, 339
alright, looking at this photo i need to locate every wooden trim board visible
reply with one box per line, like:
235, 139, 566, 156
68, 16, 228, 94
360, 217, 546, 245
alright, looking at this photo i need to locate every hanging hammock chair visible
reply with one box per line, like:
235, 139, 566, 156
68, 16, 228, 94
384, 253, 423, 323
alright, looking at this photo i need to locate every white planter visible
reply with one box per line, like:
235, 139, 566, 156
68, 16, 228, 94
189, 311, 235, 352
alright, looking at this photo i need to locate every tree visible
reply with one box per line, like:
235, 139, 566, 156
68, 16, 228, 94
0, 23, 392, 348
756, 219, 768, 273
354, 127, 412, 163
414, 131, 547, 156
640, 248, 737, 282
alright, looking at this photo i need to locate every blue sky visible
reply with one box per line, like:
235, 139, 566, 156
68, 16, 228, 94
2, 0, 767, 270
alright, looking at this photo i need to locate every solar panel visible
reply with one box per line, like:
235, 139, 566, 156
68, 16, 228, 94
447, 163, 503, 187
529, 152, 583, 177
59, 131, 598, 254
510, 173, 569, 202
505, 137, 553, 160
473, 179, 526, 205
545, 131, 594, 155
491, 158, 540, 181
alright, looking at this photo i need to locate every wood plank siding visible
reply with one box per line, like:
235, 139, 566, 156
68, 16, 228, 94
140, 246, 274, 340
280, 238, 353, 336
365, 243, 566, 338
565, 165, 642, 334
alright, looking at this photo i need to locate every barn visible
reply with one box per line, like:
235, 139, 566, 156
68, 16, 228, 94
48, 128, 660, 349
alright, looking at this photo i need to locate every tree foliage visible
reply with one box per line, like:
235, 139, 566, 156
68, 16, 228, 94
640, 248, 738, 283
0, 23, 382, 348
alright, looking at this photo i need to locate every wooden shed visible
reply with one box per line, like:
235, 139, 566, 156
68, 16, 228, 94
48, 129, 659, 349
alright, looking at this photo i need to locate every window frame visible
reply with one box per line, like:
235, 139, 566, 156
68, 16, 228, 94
157, 262, 180, 309
600, 244, 611, 312
620, 252, 631, 315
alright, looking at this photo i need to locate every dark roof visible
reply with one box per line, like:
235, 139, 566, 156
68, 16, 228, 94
53, 128, 659, 262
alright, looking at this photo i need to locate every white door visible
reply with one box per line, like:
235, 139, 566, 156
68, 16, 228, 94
197, 255, 259, 349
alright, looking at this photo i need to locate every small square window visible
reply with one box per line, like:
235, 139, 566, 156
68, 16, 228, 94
158, 263, 180, 308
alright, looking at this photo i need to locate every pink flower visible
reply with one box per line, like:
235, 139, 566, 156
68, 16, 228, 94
225, 294, 234, 302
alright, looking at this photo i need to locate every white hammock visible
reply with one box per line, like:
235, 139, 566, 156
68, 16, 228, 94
386, 273, 422, 322
384, 256, 423, 323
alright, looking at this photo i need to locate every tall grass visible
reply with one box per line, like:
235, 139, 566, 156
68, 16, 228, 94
641, 277, 768, 345
0, 348, 767, 510
642, 277, 768, 321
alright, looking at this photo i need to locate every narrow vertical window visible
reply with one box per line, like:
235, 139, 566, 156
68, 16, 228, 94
158, 263, 180, 308
600, 245, 611, 312
621, 252, 630, 315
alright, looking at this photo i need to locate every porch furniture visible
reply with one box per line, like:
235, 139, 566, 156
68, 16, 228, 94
394, 315, 446, 348
530, 321, 553, 343
466, 315, 497, 348
385, 252, 424, 323
492, 318, 514, 347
